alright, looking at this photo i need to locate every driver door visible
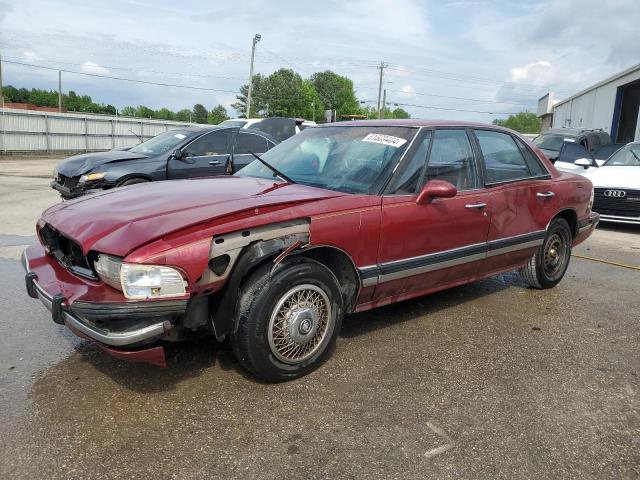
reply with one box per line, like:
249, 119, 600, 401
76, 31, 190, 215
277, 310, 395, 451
374, 128, 491, 301
168, 129, 233, 179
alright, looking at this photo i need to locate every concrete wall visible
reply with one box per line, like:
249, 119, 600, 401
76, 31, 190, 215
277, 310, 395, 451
552, 68, 640, 139
0, 108, 202, 153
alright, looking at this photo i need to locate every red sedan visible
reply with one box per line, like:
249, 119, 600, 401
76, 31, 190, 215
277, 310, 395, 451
23, 120, 599, 381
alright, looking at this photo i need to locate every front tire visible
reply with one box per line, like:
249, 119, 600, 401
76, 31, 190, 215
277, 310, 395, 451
232, 258, 343, 382
519, 217, 572, 289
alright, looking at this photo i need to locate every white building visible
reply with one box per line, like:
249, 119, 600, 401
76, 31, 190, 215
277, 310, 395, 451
543, 63, 640, 143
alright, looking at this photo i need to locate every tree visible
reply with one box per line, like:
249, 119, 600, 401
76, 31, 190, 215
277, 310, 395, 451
492, 111, 541, 134
231, 73, 266, 118
176, 109, 192, 122
359, 105, 411, 119
192, 104, 208, 124
135, 105, 155, 118
120, 106, 137, 117
311, 71, 360, 117
155, 108, 176, 120
248, 69, 324, 121
208, 105, 229, 124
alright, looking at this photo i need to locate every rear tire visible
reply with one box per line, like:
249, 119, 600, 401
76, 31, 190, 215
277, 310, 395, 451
232, 258, 343, 382
519, 217, 572, 289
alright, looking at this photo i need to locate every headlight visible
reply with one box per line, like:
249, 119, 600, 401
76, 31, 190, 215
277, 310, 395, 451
121, 264, 186, 299
589, 187, 594, 211
79, 172, 106, 183
53, 167, 59, 180
94, 254, 187, 299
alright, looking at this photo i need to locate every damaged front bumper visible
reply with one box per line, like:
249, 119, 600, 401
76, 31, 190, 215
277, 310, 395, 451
50, 179, 111, 199
22, 247, 188, 367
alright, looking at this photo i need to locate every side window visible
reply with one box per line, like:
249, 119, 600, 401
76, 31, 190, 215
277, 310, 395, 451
515, 138, 548, 176
557, 142, 593, 165
235, 132, 269, 154
474, 129, 531, 183
425, 129, 478, 190
185, 130, 231, 157
387, 131, 432, 194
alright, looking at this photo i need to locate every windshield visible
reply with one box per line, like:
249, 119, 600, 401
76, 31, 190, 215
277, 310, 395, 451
219, 120, 248, 128
129, 131, 190, 156
532, 133, 571, 152
237, 126, 417, 194
603, 143, 640, 166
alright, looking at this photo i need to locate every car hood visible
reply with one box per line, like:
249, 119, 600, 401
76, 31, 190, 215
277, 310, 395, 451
56, 150, 149, 177
41, 176, 344, 257
583, 166, 640, 189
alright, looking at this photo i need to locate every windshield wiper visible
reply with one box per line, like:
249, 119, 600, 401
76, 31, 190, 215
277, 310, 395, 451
248, 151, 295, 184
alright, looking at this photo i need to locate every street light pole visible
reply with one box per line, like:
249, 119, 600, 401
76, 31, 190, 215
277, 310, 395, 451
246, 33, 261, 118
376, 61, 387, 119
58, 70, 62, 112
0, 51, 5, 109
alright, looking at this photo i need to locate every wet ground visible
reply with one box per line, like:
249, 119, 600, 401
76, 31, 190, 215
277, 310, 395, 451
1, 157, 639, 479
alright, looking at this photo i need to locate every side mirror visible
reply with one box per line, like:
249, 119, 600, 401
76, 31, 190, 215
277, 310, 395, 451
170, 148, 183, 161
574, 158, 591, 169
416, 180, 457, 205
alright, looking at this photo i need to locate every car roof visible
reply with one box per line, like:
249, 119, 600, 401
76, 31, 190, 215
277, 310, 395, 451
542, 128, 600, 136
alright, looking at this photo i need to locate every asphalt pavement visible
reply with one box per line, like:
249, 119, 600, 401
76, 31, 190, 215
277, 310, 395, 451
0, 157, 638, 479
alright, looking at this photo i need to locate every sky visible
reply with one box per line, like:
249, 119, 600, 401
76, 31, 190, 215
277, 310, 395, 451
0, 0, 639, 122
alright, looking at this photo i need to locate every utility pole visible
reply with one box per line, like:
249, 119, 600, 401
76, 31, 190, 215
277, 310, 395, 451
246, 33, 261, 119
0, 51, 5, 109
376, 61, 387, 119
382, 89, 387, 119
58, 70, 62, 112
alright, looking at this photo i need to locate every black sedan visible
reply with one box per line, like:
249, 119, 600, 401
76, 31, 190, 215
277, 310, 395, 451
51, 126, 278, 199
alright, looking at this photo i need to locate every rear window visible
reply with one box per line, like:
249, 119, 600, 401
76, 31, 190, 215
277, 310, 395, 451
533, 133, 569, 152
474, 130, 531, 183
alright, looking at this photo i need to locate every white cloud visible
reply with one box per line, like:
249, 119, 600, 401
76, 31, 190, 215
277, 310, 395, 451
79, 61, 109, 75
510, 61, 553, 84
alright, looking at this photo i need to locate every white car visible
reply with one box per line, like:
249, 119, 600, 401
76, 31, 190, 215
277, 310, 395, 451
219, 118, 265, 129
583, 142, 640, 225
219, 118, 316, 134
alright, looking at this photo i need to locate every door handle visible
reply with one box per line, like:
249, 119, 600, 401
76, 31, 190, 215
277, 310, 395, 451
208, 160, 220, 165
536, 191, 555, 198
465, 203, 487, 209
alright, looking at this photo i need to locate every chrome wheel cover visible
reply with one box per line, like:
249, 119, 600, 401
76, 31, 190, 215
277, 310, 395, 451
268, 284, 332, 365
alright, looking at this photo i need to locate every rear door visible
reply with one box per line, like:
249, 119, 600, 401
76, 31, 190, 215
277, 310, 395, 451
232, 131, 276, 173
374, 128, 491, 301
472, 129, 556, 272
168, 129, 233, 179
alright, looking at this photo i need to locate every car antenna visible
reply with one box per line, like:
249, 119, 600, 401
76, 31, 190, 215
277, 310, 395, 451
248, 151, 295, 184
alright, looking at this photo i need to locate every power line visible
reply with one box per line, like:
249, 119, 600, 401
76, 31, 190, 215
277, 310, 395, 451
2, 59, 240, 94
360, 98, 520, 115
356, 85, 533, 105
1, 55, 245, 81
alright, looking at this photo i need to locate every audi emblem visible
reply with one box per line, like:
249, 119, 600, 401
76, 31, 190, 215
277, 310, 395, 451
603, 189, 626, 198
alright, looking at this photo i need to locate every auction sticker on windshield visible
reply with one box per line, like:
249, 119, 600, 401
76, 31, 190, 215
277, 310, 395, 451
174, 133, 186, 139
362, 133, 407, 148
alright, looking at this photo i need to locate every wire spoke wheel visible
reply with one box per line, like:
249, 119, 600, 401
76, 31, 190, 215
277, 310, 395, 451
543, 232, 568, 279
268, 284, 332, 365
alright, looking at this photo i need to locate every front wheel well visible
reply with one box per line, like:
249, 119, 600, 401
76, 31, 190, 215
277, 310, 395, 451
116, 175, 152, 187
553, 209, 578, 239
295, 247, 359, 313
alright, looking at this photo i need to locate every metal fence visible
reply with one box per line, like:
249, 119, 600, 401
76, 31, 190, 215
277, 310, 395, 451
0, 108, 201, 153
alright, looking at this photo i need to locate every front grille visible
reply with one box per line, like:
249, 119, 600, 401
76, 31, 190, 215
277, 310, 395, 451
593, 188, 640, 218
56, 174, 79, 189
39, 224, 98, 280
